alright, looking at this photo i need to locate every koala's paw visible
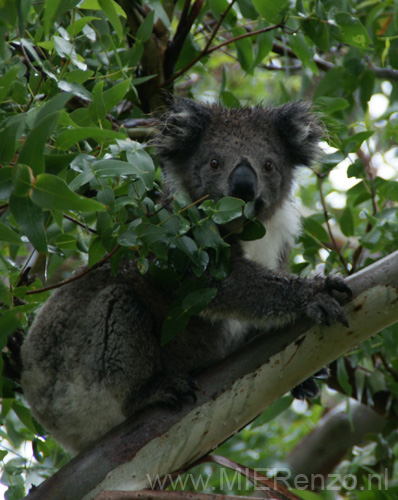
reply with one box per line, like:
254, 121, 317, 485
305, 293, 349, 327
291, 367, 330, 400
153, 374, 198, 410
324, 275, 353, 298
306, 275, 352, 327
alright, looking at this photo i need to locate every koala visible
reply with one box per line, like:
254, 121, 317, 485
20, 100, 350, 454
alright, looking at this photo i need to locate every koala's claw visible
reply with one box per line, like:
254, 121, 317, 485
325, 275, 353, 298
155, 374, 199, 409
314, 366, 330, 380
291, 367, 330, 400
306, 293, 349, 327
291, 377, 319, 400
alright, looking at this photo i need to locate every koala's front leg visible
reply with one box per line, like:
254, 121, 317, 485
206, 255, 352, 328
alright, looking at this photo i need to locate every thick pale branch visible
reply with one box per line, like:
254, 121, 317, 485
23, 251, 398, 500
286, 400, 385, 480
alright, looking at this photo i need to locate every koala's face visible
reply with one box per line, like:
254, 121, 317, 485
156, 100, 322, 221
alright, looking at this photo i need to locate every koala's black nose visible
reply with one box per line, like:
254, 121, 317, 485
229, 164, 257, 202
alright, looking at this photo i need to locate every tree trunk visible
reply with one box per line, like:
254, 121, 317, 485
23, 251, 398, 500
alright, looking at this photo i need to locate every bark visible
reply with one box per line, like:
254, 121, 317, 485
23, 251, 398, 500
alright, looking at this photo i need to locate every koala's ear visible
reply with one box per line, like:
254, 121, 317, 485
273, 101, 323, 166
155, 99, 211, 160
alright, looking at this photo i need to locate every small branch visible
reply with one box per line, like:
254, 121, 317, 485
165, 22, 283, 85
63, 214, 98, 234
164, 0, 204, 77
24, 244, 121, 296
316, 174, 350, 275
202, 0, 238, 54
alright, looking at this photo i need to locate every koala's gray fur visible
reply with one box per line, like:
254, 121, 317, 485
21, 100, 350, 454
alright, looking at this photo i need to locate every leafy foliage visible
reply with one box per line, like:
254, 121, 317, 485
0, 0, 398, 498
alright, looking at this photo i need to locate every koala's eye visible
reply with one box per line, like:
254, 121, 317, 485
264, 160, 274, 171
210, 158, 219, 169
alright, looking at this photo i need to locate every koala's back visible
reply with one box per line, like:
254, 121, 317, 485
21, 264, 161, 452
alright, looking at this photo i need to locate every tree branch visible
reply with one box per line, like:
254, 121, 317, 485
165, 22, 284, 85
23, 251, 398, 500
286, 400, 385, 482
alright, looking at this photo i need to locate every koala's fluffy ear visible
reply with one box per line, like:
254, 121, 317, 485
273, 101, 323, 167
155, 99, 211, 160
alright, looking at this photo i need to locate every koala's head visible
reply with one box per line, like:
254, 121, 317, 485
155, 99, 323, 221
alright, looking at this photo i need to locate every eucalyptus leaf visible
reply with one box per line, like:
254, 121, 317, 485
31, 174, 106, 212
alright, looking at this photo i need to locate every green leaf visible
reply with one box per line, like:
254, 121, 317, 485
193, 220, 226, 250
302, 18, 329, 53
239, 219, 266, 241
54, 233, 78, 250
232, 26, 254, 72
55, 127, 126, 150
0, 65, 20, 102
67, 16, 100, 37
136, 10, 155, 42
93, 159, 144, 177
117, 229, 140, 247
89, 81, 106, 123
12, 164, 33, 197
161, 306, 191, 345
64, 69, 95, 84
342, 131, 374, 154
182, 288, 217, 315
43, 0, 81, 36
103, 80, 130, 113
53, 36, 87, 70
88, 236, 106, 266
161, 288, 217, 345
201, 197, 245, 224
174, 235, 200, 264
13, 401, 37, 433
314, 96, 349, 114
251, 23, 273, 67
340, 206, 355, 237
19, 112, 61, 176
289, 33, 318, 74
80, 0, 126, 16
252, 395, 293, 427
98, 0, 124, 42
31, 174, 106, 212
220, 90, 240, 108
0, 167, 14, 200
252, 0, 289, 23
0, 114, 26, 165
302, 217, 329, 242
0, 222, 22, 245
34, 93, 73, 126
347, 159, 365, 179
9, 195, 48, 253
334, 12, 372, 49
337, 357, 353, 396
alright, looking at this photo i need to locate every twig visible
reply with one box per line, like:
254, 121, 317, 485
202, 0, 238, 54
165, 21, 284, 85
316, 174, 350, 275
63, 214, 98, 234
25, 244, 121, 295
